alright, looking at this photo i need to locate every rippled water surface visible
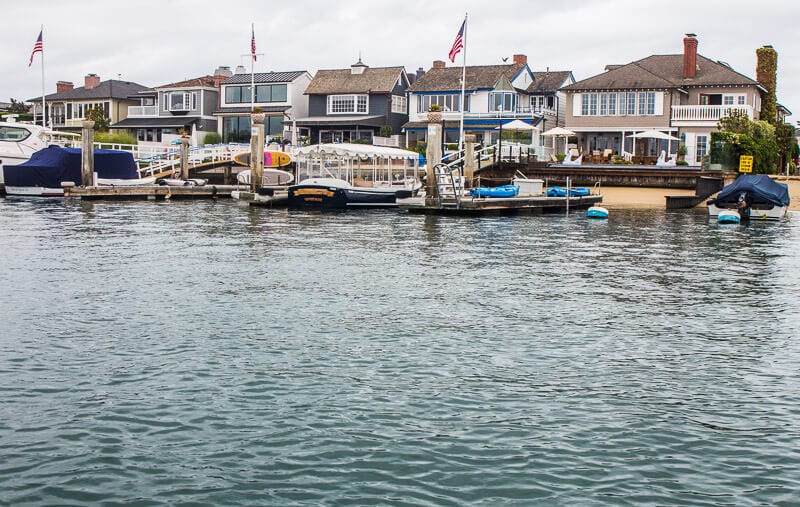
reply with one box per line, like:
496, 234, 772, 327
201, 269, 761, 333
1, 199, 799, 506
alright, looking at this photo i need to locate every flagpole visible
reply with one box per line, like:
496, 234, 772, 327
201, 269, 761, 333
41, 25, 46, 127
458, 13, 467, 156
250, 23, 255, 113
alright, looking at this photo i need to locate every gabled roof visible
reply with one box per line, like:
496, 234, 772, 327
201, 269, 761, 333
565, 54, 761, 92
222, 71, 309, 85
304, 66, 406, 95
408, 63, 525, 92
151, 76, 218, 90
30, 80, 147, 102
528, 71, 573, 93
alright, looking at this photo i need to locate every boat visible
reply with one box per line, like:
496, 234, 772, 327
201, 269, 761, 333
587, 205, 609, 219
288, 143, 422, 209
0, 121, 78, 188
717, 209, 741, 224
546, 186, 591, 197
156, 177, 207, 187
706, 174, 790, 221
470, 185, 520, 198
236, 168, 294, 186
3, 145, 153, 196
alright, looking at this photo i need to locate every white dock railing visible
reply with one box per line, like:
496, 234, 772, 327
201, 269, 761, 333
135, 143, 250, 178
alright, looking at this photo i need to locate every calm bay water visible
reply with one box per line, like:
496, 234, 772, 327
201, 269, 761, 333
0, 198, 799, 506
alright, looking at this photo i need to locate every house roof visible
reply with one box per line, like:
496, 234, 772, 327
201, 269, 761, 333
565, 54, 761, 92
150, 76, 218, 90
30, 80, 147, 102
110, 117, 201, 129
222, 71, 308, 85
528, 71, 572, 93
408, 63, 525, 92
304, 66, 405, 95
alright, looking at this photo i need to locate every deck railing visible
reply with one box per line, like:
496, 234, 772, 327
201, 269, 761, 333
127, 106, 160, 117
671, 105, 753, 122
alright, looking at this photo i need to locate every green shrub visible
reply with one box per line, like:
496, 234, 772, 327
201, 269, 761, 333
203, 132, 221, 145
379, 125, 393, 137
556, 153, 566, 162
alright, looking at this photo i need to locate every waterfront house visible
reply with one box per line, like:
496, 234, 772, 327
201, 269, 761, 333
27, 74, 147, 132
562, 34, 766, 164
110, 68, 229, 148
294, 59, 410, 145
404, 55, 573, 149
214, 69, 312, 144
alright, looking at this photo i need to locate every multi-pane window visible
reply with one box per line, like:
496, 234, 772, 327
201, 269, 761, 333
489, 92, 516, 112
580, 92, 657, 116
328, 94, 368, 114
723, 94, 746, 106
417, 94, 466, 113
255, 84, 287, 103
164, 92, 197, 111
696, 135, 708, 163
391, 95, 407, 114
627, 93, 636, 115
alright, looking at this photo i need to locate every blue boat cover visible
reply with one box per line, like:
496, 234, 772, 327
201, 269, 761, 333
546, 186, 590, 197
3, 145, 139, 188
470, 185, 519, 198
707, 174, 790, 207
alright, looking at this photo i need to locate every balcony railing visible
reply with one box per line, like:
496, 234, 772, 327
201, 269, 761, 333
671, 105, 753, 122
128, 105, 159, 117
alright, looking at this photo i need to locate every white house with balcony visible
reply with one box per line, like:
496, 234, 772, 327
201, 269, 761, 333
562, 34, 766, 164
404, 55, 573, 150
111, 69, 227, 147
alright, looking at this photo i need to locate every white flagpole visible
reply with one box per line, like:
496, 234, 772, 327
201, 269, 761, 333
250, 23, 255, 113
458, 13, 467, 155
41, 25, 46, 127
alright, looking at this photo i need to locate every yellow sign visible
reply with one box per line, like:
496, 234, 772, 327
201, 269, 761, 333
739, 155, 754, 173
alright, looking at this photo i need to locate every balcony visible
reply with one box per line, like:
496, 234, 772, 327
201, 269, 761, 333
128, 105, 159, 117
671, 105, 754, 127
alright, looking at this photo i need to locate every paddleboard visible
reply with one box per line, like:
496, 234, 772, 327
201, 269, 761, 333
233, 150, 293, 168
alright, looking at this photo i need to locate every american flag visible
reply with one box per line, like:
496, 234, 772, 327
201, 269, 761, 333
251, 26, 257, 62
448, 19, 465, 63
29, 30, 43, 67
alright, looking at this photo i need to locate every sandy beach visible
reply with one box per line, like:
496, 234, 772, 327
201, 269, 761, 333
600, 177, 800, 210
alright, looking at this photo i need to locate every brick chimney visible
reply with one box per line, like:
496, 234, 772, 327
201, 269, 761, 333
432, 60, 446, 69
513, 54, 527, 66
683, 34, 698, 78
56, 81, 74, 93
84, 73, 101, 90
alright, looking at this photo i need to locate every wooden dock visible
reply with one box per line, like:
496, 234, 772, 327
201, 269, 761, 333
64, 184, 240, 200
399, 194, 603, 215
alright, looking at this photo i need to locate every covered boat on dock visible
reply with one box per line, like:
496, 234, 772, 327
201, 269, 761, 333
706, 174, 790, 221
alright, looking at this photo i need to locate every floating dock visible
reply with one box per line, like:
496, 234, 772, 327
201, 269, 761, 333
64, 184, 239, 200
398, 194, 603, 215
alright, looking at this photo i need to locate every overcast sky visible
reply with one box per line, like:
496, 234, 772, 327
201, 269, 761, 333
3, 0, 798, 124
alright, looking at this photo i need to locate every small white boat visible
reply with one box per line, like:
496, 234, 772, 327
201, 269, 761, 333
0, 121, 78, 186
155, 177, 207, 187
717, 209, 741, 224
587, 205, 609, 219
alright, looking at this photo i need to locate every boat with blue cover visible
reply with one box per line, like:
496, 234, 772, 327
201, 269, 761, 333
470, 185, 520, 198
546, 186, 591, 197
706, 174, 790, 221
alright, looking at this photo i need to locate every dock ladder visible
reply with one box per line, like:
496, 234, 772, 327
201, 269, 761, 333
433, 162, 465, 209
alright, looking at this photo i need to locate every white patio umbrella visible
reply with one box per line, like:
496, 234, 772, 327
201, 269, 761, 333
542, 126, 575, 154
495, 119, 537, 144
626, 130, 681, 156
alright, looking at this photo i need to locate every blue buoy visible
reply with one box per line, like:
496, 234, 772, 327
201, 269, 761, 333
717, 210, 741, 224
587, 206, 609, 219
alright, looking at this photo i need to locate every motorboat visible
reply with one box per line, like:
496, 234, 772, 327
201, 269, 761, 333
288, 177, 417, 208
288, 143, 422, 209
707, 174, 790, 221
587, 205, 609, 219
3, 145, 154, 196
0, 121, 77, 186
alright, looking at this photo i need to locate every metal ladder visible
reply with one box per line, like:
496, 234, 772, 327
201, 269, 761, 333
433, 163, 464, 208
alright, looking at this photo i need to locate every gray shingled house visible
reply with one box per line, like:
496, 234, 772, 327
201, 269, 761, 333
562, 34, 767, 164
27, 74, 147, 131
295, 59, 410, 144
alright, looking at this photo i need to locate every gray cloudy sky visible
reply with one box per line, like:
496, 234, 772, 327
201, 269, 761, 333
4, 0, 799, 123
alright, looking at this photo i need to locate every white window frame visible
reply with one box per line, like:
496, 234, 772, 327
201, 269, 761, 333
417, 94, 465, 113
391, 95, 407, 114
165, 92, 197, 112
327, 94, 369, 114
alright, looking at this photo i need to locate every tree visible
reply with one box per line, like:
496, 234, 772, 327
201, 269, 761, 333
713, 113, 779, 174
85, 105, 109, 132
756, 46, 778, 125
7, 98, 29, 114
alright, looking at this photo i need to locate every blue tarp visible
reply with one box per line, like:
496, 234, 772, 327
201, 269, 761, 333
707, 174, 790, 207
470, 185, 520, 198
3, 145, 138, 188
546, 186, 590, 197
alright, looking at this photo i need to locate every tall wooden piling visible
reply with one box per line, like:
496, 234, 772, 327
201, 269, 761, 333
425, 123, 443, 197
250, 115, 265, 192
81, 120, 95, 187
464, 134, 476, 188
179, 135, 190, 180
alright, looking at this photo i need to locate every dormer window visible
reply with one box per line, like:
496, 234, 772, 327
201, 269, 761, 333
489, 91, 516, 112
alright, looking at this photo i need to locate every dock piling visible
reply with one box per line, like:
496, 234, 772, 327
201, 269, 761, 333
179, 135, 190, 180
81, 120, 95, 187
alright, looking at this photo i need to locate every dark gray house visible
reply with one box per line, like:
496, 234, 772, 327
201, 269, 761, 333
295, 60, 410, 144
111, 73, 224, 147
